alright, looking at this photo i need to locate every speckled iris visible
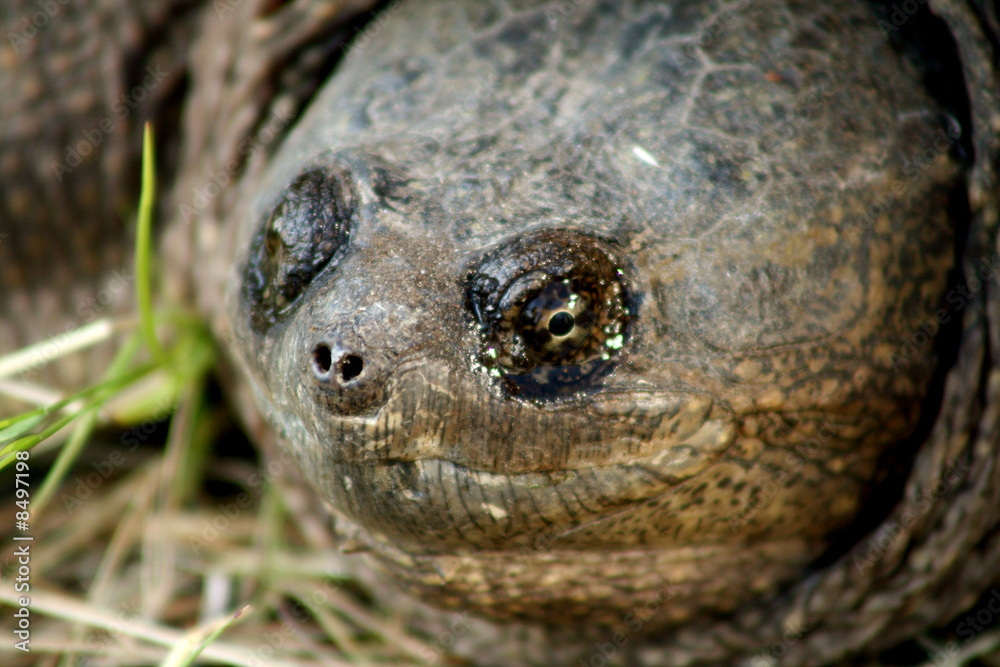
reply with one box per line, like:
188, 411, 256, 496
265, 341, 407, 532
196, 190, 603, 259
466, 230, 630, 396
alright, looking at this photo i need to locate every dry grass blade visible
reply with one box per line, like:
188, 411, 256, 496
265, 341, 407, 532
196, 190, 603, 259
0, 589, 299, 666
160, 604, 251, 667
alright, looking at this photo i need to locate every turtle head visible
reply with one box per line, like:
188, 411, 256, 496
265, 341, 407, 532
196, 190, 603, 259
230, 0, 960, 630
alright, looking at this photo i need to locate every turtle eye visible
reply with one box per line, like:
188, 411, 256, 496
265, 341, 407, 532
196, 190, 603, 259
467, 230, 631, 396
243, 167, 354, 332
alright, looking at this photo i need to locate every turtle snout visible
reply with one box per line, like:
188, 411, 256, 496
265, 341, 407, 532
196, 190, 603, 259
297, 254, 459, 417
309, 334, 387, 415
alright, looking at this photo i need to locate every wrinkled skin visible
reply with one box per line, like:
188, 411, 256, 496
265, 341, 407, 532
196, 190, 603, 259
3, 0, 999, 664
233, 0, 957, 629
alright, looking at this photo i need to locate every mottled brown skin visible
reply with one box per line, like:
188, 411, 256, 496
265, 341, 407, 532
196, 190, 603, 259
232, 0, 957, 630
4, 0, 1000, 664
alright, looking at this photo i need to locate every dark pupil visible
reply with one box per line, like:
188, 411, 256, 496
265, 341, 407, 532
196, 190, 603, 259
518, 279, 599, 365
548, 311, 575, 336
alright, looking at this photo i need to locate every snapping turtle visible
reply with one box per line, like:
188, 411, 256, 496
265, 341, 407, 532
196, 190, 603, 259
3, 0, 999, 664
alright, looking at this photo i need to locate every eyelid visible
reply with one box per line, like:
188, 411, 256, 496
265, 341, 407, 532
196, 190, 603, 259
465, 229, 632, 397
241, 166, 355, 333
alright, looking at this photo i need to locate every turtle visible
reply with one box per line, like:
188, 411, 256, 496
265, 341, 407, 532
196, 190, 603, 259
2, 0, 999, 665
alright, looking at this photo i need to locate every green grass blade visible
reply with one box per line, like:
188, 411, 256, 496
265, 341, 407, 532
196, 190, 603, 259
0, 361, 153, 436
32, 407, 101, 517
137, 122, 168, 368
32, 335, 144, 516
0, 412, 81, 463
0, 412, 47, 445
0, 363, 155, 467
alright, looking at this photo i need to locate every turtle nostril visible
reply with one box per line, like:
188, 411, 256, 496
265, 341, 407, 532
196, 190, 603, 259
339, 354, 364, 382
313, 344, 333, 376
313, 343, 364, 384
309, 340, 379, 411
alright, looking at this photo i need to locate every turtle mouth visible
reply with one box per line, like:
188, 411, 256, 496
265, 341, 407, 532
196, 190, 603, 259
274, 361, 737, 551
303, 360, 736, 475
292, 365, 736, 553
321, 443, 732, 553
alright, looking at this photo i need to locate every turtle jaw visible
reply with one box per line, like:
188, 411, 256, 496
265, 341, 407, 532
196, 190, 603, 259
304, 454, 821, 633
278, 360, 739, 550
302, 358, 737, 473
308, 416, 735, 552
